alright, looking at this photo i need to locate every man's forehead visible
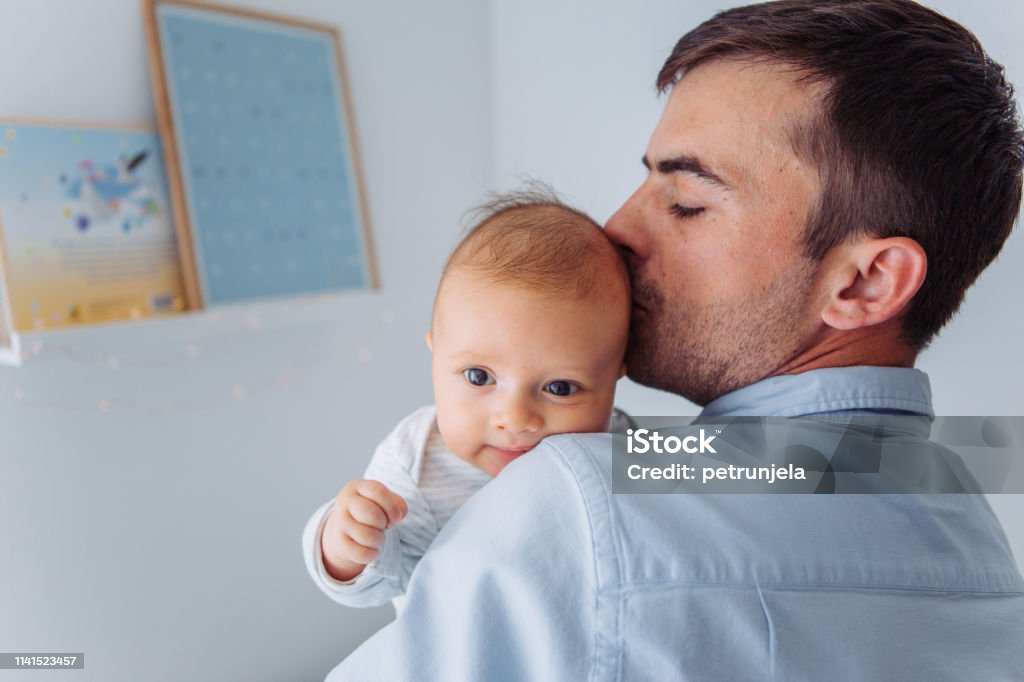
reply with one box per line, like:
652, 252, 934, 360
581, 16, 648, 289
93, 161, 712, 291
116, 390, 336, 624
649, 59, 820, 192
667, 57, 822, 117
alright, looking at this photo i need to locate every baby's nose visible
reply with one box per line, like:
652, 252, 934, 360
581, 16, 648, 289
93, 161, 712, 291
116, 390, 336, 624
493, 400, 542, 433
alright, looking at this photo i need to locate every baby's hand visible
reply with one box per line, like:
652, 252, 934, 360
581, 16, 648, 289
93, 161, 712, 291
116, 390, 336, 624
321, 480, 408, 582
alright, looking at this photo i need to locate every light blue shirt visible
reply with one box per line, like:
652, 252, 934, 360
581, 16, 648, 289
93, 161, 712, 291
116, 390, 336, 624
329, 367, 1024, 680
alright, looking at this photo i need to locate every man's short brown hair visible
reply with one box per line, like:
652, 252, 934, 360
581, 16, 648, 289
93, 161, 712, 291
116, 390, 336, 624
659, 0, 1024, 349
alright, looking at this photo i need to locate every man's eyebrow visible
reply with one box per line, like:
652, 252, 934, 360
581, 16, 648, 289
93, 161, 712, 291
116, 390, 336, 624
642, 154, 735, 190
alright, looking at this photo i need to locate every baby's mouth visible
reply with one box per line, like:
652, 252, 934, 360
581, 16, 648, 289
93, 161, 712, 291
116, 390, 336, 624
490, 445, 534, 459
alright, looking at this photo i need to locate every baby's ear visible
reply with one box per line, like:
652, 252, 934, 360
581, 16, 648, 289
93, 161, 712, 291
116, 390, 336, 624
425, 330, 433, 352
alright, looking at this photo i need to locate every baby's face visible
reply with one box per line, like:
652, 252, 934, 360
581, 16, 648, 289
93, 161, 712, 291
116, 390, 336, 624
428, 270, 629, 476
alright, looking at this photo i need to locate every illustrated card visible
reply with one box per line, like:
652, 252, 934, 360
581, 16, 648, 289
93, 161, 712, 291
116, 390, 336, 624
0, 121, 185, 333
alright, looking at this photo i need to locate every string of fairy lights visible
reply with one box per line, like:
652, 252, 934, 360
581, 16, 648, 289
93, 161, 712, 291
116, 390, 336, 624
0, 304, 398, 415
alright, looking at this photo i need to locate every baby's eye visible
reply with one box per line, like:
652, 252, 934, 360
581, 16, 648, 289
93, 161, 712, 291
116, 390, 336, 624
463, 368, 494, 387
545, 380, 579, 397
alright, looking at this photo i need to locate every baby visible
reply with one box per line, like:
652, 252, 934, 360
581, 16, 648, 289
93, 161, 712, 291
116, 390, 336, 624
302, 190, 631, 611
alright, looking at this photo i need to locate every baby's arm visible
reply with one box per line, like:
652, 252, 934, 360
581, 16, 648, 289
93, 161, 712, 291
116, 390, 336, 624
302, 407, 443, 608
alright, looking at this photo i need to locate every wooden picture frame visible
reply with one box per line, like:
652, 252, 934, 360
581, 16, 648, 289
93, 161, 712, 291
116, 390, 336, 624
143, 0, 378, 309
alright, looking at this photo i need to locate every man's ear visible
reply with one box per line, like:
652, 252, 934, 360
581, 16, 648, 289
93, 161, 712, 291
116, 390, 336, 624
819, 236, 927, 331
425, 330, 433, 352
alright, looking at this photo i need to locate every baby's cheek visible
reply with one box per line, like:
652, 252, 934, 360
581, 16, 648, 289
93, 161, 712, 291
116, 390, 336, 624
570, 403, 617, 434
436, 409, 472, 457
435, 411, 457, 446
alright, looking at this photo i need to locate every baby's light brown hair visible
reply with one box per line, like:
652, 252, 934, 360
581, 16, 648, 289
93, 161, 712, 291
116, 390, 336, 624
433, 187, 630, 321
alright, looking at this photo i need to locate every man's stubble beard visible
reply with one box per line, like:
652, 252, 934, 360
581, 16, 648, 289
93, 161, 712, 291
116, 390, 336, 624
626, 264, 816, 406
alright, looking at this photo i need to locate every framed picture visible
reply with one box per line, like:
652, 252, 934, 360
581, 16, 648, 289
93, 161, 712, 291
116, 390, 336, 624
144, 0, 377, 309
0, 119, 186, 363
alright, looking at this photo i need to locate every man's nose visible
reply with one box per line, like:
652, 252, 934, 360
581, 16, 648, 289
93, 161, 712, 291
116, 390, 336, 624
604, 185, 650, 261
493, 397, 542, 434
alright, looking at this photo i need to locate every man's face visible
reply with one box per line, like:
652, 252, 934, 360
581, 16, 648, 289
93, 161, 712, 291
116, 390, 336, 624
605, 58, 825, 405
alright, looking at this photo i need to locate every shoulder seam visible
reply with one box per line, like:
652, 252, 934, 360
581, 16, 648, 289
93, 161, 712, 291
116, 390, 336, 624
543, 434, 623, 682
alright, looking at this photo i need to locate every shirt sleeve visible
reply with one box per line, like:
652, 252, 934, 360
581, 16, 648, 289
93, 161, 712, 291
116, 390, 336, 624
302, 409, 443, 608
324, 440, 597, 681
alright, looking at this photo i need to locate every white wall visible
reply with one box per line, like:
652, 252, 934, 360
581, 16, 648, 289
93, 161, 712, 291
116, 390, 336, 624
0, 1, 490, 680
490, 0, 1024, 565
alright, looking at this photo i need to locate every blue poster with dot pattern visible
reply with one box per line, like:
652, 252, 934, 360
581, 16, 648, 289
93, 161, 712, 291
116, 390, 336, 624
154, 4, 374, 306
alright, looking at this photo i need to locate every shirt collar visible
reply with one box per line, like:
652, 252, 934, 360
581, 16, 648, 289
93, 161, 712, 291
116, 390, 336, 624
699, 366, 934, 418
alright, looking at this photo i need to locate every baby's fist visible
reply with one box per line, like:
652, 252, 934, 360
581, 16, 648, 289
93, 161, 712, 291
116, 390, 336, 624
321, 480, 408, 581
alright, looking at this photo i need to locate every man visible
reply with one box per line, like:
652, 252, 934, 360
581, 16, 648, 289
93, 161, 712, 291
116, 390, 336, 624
322, 1, 1024, 678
